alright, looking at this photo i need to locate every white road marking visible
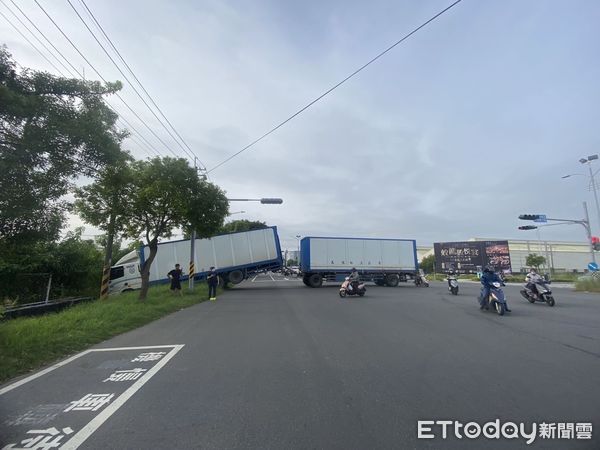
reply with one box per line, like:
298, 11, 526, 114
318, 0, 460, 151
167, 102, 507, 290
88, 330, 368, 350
0, 345, 182, 396
60, 345, 184, 450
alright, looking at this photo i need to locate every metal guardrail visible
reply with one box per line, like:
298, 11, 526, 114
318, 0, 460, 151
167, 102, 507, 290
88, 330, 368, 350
2, 297, 93, 320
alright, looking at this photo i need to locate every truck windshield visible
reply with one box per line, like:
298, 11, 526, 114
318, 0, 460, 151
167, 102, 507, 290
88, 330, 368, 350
110, 266, 125, 280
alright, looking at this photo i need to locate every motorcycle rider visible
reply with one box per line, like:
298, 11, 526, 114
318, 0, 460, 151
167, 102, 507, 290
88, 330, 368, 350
480, 265, 511, 311
447, 264, 457, 289
348, 268, 360, 293
525, 268, 543, 297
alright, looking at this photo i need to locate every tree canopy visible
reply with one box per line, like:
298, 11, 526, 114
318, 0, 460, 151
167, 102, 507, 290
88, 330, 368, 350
0, 46, 125, 246
526, 253, 546, 270
76, 157, 229, 299
219, 219, 268, 234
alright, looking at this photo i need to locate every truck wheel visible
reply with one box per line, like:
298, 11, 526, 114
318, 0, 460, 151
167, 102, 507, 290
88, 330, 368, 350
228, 270, 244, 285
385, 274, 399, 287
307, 273, 323, 288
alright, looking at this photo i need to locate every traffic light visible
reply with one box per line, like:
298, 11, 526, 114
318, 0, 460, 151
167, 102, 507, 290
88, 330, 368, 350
592, 236, 600, 251
518, 214, 541, 221
518, 226, 538, 230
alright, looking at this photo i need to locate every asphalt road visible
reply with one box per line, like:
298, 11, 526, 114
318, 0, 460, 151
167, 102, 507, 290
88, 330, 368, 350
2, 276, 599, 449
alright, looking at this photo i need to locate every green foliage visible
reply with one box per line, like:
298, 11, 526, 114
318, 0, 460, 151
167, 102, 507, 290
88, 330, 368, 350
74, 161, 133, 234
219, 219, 268, 234
0, 46, 125, 246
287, 259, 298, 266
526, 253, 546, 269
575, 275, 600, 292
76, 157, 229, 299
0, 228, 103, 304
420, 254, 435, 273
0, 283, 215, 383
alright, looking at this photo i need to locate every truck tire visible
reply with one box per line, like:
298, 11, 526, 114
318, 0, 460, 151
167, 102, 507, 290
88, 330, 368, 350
228, 270, 244, 285
302, 275, 310, 286
385, 274, 400, 287
307, 273, 323, 288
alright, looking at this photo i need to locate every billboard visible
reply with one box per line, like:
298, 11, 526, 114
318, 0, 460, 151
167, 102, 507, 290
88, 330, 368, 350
433, 240, 512, 274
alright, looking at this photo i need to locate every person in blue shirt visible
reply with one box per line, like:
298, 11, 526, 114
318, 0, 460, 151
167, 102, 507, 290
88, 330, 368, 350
479, 266, 511, 311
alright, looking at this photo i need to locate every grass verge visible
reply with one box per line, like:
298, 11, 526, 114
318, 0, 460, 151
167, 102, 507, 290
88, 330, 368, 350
575, 277, 600, 292
0, 283, 214, 384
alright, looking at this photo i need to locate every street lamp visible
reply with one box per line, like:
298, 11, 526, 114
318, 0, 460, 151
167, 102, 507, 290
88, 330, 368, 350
227, 198, 283, 204
228, 210, 246, 216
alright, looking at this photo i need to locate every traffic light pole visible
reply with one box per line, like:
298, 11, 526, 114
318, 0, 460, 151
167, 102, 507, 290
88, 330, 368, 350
518, 202, 595, 265
582, 202, 596, 264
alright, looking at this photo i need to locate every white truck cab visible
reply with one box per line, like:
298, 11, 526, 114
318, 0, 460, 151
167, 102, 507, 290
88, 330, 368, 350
109, 250, 142, 295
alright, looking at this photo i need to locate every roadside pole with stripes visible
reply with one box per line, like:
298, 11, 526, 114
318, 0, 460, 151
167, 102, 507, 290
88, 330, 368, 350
189, 230, 196, 290
100, 211, 116, 300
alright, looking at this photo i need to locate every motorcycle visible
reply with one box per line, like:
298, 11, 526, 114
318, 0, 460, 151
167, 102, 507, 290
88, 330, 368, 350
415, 269, 430, 287
480, 281, 509, 316
447, 274, 459, 295
520, 280, 555, 307
339, 277, 366, 297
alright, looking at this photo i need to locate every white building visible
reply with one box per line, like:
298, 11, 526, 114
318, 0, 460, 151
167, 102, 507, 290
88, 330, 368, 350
419, 238, 591, 273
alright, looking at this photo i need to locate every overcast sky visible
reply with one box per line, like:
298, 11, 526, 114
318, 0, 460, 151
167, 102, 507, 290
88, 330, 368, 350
2, 0, 600, 251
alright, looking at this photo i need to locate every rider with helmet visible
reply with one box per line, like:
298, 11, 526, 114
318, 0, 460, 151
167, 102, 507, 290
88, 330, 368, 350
348, 268, 360, 293
480, 265, 511, 311
525, 268, 543, 296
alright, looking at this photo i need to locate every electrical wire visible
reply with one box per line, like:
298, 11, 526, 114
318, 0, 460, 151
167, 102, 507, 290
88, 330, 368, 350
77, 0, 208, 172
34, 0, 182, 159
5, 0, 163, 159
1, 0, 75, 77
207, 0, 463, 173
66, 0, 200, 164
0, 7, 63, 74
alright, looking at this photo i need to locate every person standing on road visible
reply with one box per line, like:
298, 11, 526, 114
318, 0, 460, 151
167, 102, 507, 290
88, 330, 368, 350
167, 264, 183, 297
207, 266, 218, 301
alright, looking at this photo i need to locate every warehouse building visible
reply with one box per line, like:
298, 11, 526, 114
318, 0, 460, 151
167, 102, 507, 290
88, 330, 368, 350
418, 238, 590, 273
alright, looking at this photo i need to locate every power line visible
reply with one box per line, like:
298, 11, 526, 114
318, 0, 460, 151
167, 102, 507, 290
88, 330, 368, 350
1, 0, 75, 77
65, 0, 200, 164
0, 6, 63, 74
4, 1, 161, 159
34, 0, 181, 159
207, 0, 463, 173
77, 0, 208, 172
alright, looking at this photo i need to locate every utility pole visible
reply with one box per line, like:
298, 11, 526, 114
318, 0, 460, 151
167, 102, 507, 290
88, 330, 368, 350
583, 201, 596, 264
100, 209, 116, 300
584, 158, 600, 231
189, 157, 199, 291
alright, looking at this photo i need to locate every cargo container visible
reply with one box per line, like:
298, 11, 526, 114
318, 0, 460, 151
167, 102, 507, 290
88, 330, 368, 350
109, 227, 283, 294
299, 236, 419, 287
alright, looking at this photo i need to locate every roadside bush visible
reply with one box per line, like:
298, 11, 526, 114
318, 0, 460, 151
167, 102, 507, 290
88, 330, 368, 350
575, 276, 600, 292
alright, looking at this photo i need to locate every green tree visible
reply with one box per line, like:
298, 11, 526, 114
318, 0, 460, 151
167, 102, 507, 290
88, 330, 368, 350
0, 46, 125, 247
526, 253, 546, 270
286, 259, 298, 266
0, 228, 103, 304
219, 219, 268, 234
78, 157, 229, 300
420, 254, 435, 273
